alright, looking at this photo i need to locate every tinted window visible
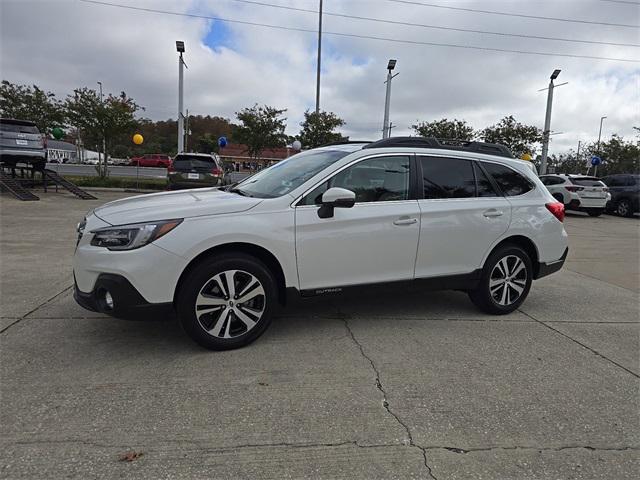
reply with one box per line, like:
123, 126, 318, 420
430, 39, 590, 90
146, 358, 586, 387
626, 176, 638, 186
482, 162, 534, 196
0, 122, 39, 134
420, 157, 475, 199
301, 156, 410, 205
173, 155, 216, 171
474, 163, 499, 197
570, 177, 604, 187
540, 176, 564, 186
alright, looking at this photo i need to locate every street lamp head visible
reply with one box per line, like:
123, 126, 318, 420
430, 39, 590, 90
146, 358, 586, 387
176, 41, 185, 53
387, 59, 397, 71
550, 69, 561, 80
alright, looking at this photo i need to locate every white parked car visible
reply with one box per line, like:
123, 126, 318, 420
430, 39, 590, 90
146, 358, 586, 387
74, 138, 569, 350
539, 174, 610, 217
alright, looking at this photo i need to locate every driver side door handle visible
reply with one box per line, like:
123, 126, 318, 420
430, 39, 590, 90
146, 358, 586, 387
483, 209, 504, 218
393, 217, 418, 226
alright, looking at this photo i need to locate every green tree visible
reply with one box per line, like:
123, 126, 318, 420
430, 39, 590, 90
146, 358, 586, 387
0, 80, 66, 134
480, 116, 542, 158
233, 104, 287, 158
65, 88, 142, 176
584, 134, 639, 175
298, 110, 346, 148
411, 118, 475, 140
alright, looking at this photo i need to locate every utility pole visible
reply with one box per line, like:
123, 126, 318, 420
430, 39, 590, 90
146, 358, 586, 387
185, 109, 189, 152
97, 81, 107, 176
595, 115, 606, 176
382, 59, 397, 139
176, 41, 186, 154
315, 0, 323, 114
540, 69, 561, 175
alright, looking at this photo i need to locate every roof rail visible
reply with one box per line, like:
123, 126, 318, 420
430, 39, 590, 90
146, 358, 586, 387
321, 140, 374, 147
362, 136, 514, 158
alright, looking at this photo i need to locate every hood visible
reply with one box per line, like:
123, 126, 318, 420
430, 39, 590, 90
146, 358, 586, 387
93, 188, 262, 225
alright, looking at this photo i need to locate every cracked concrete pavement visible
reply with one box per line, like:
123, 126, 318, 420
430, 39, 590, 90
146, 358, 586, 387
1, 191, 639, 479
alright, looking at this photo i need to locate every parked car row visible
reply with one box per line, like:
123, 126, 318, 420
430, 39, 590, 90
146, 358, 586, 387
540, 173, 639, 218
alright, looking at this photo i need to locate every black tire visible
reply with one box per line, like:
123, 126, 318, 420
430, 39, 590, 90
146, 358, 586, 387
176, 253, 277, 350
616, 199, 634, 218
587, 209, 603, 217
469, 245, 533, 315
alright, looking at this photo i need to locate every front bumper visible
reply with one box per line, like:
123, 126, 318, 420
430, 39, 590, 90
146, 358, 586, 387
535, 247, 568, 279
74, 273, 173, 320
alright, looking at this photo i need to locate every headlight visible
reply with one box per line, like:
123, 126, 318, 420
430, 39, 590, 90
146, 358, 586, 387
90, 219, 182, 251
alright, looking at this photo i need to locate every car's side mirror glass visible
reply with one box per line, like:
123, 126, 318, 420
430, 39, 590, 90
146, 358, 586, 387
318, 187, 356, 218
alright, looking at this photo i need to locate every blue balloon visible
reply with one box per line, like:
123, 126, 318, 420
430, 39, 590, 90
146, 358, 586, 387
218, 136, 228, 148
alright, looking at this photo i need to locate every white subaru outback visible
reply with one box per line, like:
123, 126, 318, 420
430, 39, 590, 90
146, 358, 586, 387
74, 137, 568, 350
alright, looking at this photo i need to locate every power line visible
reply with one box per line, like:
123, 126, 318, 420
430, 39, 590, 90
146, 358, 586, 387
599, 0, 640, 5
229, 0, 639, 48
78, 0, 639, 62
386, 0, 640, 29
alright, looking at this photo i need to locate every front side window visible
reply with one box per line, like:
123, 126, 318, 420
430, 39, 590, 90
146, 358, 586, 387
300, 155, 410, 205
420, 156, 475, 199
482, 162, 534, 196
235, 149, 351, 199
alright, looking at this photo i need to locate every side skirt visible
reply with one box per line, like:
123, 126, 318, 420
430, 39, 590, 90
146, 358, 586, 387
289, 270, 483, 300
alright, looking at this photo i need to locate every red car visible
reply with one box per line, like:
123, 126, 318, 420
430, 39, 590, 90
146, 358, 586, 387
130, 154, 171, 168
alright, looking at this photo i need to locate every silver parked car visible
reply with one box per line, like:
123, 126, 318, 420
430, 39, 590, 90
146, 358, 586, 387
0, 118, 47, 168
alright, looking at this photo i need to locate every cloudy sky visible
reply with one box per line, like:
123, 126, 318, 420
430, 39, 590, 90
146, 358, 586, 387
1, 0, 638, 153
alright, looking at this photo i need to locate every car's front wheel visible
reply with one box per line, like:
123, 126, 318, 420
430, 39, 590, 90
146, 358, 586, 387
469, 245, 533, 315
177, 253, 277, 350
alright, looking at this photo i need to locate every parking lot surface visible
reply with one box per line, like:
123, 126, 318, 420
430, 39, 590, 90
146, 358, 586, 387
1, 190, 638, 479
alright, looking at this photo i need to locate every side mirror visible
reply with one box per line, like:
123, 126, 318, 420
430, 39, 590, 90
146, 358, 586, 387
318, 187, 356, 218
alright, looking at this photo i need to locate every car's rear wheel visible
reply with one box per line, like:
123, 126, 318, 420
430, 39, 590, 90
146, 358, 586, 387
177, 253, 277, 350
469, 245, 533, 315
587, 209, 603, 217
616, 199, 633, 218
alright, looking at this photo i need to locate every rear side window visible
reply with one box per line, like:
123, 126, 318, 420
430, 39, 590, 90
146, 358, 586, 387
420, 157, 475, 199
570, 177, 604, 187
474, 163, 499, 197
482, 162, 534, 196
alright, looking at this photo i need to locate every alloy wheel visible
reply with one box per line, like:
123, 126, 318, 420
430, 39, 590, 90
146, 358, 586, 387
195, 270, 266, 339
617, 201, 629, 217
489, 255, 528, 306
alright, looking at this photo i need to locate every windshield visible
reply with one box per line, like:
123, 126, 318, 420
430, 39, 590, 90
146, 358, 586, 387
234, 149, 351, 198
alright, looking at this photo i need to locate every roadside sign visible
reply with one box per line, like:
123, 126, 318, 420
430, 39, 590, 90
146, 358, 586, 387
218, 136, 227, 148
591, 155, 602, 166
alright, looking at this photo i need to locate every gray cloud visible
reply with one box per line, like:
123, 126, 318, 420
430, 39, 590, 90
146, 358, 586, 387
1, 0, 638, 154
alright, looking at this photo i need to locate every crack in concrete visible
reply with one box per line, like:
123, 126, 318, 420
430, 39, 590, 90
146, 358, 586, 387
427, 445, 640, 454
519, 309, 640, 379
341, 316, 438, 480
0, 285, 72, 335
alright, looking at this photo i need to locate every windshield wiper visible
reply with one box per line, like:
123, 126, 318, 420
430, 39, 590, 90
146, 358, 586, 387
229, 187, 253, 197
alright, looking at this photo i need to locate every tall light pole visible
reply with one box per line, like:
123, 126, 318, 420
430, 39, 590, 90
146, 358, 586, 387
176, 41, 186, 154
315, 0, 323, 115
540, 69, 561, 175
594, 115, 607, 176
382, 59, 398, 139
97, 81, 107, 176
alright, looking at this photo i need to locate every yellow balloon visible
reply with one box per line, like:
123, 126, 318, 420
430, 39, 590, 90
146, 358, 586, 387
133, 133, 144, 145
520, 153, 532, 161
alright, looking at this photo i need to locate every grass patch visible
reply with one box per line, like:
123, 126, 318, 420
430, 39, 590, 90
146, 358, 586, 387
64, 176, 167, 190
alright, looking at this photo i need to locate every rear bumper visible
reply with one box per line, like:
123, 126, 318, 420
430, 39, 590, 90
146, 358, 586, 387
74, 273, 173, 320
535, 248, 568, 279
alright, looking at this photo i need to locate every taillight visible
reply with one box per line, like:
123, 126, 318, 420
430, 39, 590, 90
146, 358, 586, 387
602, 187, 609, 192
167, 163, 175, 172
565, 186, 584, 192
546, 202, 565, 222
211, 168, 222, 176
42, 135, 47, 149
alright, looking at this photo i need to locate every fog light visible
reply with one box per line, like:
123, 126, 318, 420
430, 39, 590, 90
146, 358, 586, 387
104, 291, 114, 310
